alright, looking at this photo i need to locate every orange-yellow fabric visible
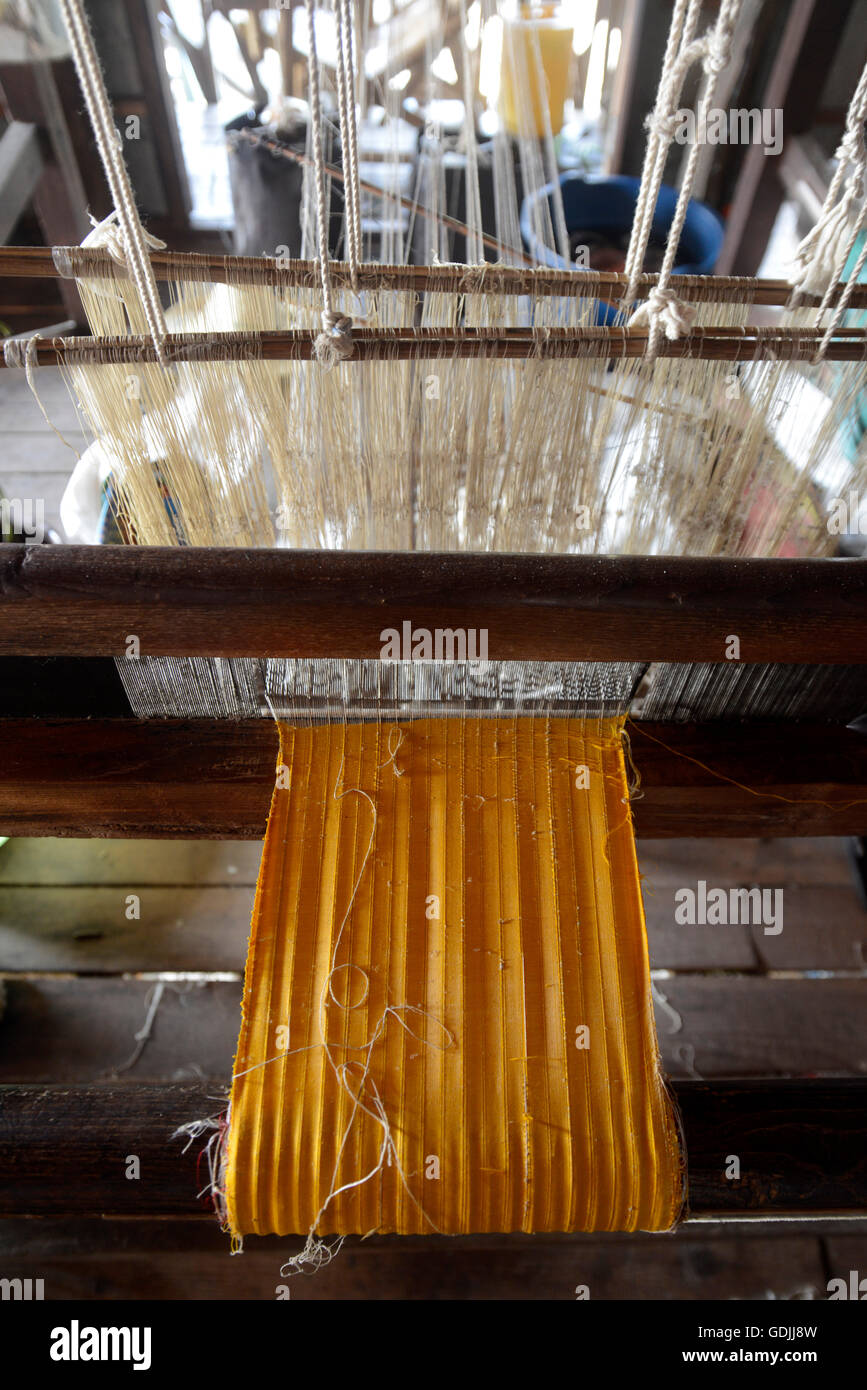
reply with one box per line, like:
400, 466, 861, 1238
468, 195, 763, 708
226, 716, 683, 1237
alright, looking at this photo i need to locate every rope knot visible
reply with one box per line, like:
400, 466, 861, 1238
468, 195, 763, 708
644, 109, 683, 142
836, 126, 866, 168
628, 286, 696, 341
314, 310, 355, 367
703, 32, 731, 77
2, 334, 39, 370
83, 210, 167, 266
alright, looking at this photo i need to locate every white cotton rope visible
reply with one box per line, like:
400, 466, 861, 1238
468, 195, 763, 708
622, 0, 700, 300
816, 226, 867, 360
626, 0, 745, 356
789, 55, 867, 358
457, 0, 484, 266
336, 0, 362, 278
58, 0, 168, 365
305, 0, 355, 363
790, 56, 867, 302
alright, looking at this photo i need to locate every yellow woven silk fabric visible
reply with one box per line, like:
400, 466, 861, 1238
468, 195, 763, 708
226, 716, 683, 1237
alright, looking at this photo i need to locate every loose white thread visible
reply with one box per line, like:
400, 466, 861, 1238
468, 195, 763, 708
379, 724, 407, 777
2, 334, 82, 460
651, 981, 684, 1035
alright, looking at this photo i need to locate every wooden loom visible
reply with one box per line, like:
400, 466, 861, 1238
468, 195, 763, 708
1, 542, 866, 1233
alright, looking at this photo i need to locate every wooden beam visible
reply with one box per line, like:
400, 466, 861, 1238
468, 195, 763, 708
1, 718, 865, 838
4, 244, 867, 308
5, 325, 866, 366
2, 547, 866, 663
0, 1080, 863, 1218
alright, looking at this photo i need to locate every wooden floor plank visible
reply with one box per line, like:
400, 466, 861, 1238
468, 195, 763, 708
1, 851, 861, 974
0, 1233, 827, 1300
0, 837, 263, 886
659, 977, 867, 1077
1, 976, 865, 1082
0, 885, 861, 975
638, 837, 856, 888
0, 886, 252, 973
0, 978, 240, 1082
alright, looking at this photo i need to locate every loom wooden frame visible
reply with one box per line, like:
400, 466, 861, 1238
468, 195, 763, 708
4, 325, 867, 366
1, 543, 866, 1222
3, 246, 867, 364
2, 545, 867, 838
4, 245, 867, 306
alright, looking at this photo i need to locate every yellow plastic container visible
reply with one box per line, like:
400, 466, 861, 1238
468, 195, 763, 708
498, 4, 574, 139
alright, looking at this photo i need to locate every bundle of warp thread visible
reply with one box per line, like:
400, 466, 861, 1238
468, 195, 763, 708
53, 253, 865, 558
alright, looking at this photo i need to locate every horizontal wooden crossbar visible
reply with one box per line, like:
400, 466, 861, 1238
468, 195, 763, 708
0, 1081, 863, 1218
1, 718, 865, 838
4, 244, 867, 307
4, 325, 867, 365
2, 547, 866, 663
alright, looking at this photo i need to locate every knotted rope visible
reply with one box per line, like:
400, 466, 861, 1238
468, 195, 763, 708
789, 56, 867, 360
625, 0, 744, 357
58, 0, 168, 364
305, 0, 359, 363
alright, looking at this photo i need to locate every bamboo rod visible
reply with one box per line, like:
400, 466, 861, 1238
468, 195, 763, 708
3, 324, 866, 366
4, 243, 867, 308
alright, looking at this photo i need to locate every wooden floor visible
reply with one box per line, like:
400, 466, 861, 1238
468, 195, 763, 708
0, 366, 87, 539
1, 832, 865, 1300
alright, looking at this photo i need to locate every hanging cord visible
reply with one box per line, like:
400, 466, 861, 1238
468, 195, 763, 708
788, 57, 867, 360
625, 0, 744, 356
340, 0, 363, 273
790, 57, 867, 303
58, 0, 168, 365
334, 0, 362, 285
305, 0, 354, 363
815, 228, 867, 361
622, 0, 700, 300
457, 0, 484, 265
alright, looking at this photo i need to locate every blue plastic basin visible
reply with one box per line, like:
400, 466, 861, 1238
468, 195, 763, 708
520, 172, 724, 322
